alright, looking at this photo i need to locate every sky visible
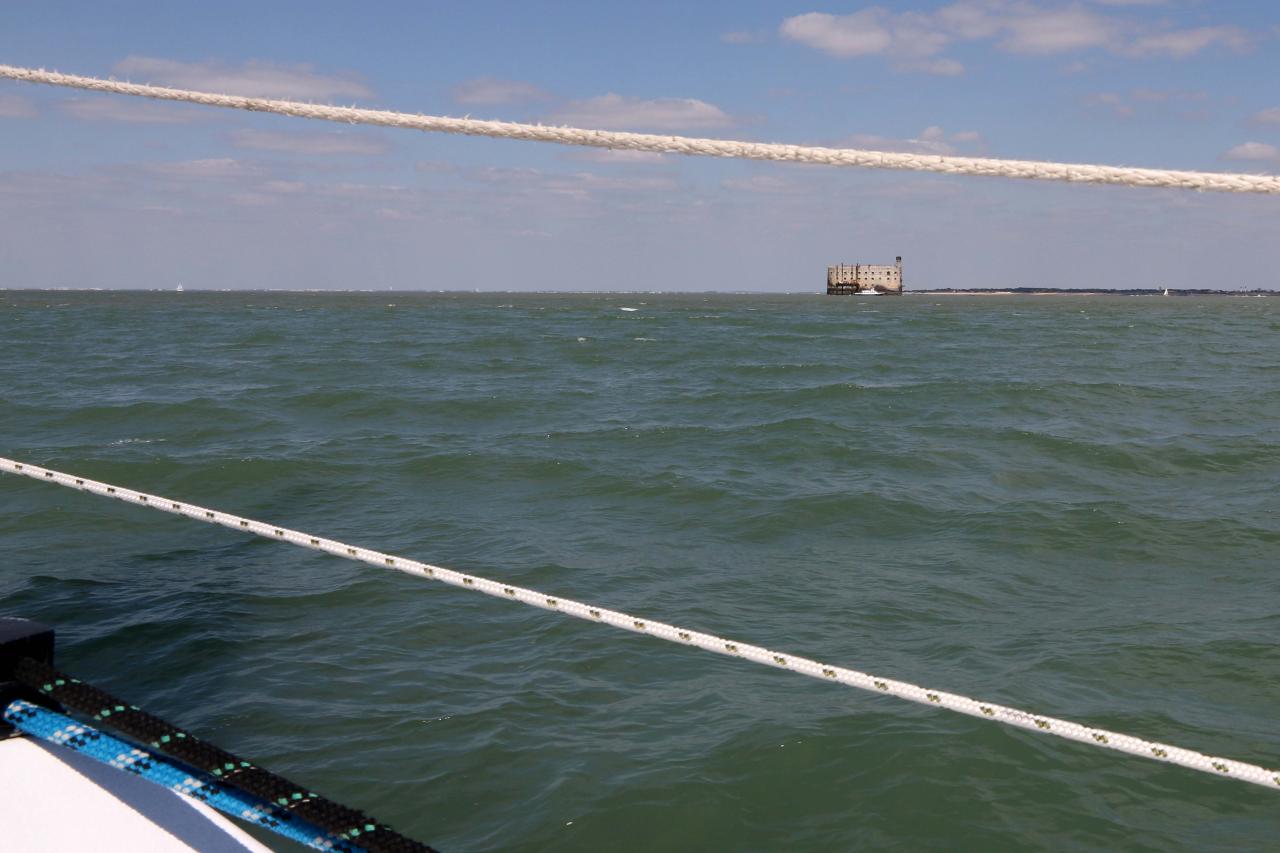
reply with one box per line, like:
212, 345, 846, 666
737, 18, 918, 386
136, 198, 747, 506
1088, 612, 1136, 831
1, 0, 1278, 291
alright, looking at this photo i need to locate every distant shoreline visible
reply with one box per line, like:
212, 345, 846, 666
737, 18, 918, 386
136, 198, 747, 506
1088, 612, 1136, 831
1, 287, 1275, 296
910, 288, 1272, 296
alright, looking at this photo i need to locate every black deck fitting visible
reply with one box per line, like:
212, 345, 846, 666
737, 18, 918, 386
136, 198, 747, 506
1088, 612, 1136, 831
0, 617, 55, 737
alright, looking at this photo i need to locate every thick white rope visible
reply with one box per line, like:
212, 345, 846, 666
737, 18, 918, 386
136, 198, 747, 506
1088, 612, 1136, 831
3, 64, 1279, 195
2, 456, 1277, 790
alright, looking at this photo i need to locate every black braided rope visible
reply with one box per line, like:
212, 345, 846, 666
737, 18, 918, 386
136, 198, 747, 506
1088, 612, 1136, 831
14, 658, 436, 853
2, 700, 363, 848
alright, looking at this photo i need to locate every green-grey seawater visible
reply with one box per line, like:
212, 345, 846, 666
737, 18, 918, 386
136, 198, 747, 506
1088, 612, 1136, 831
1, 290, 1277, 851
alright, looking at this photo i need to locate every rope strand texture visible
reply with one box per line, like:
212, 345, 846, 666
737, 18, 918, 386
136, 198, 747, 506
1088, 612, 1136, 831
3, 455, 1278, 791
3, 64, 1279, 195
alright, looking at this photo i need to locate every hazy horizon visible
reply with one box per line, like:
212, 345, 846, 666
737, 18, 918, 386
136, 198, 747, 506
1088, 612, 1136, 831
5, 285, 1276, 295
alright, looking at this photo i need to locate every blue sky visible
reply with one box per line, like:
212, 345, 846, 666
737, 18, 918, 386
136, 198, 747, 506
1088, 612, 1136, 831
1, 1, 1278, 291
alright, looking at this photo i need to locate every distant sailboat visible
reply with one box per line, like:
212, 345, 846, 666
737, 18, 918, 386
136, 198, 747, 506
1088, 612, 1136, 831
175, 283, 184, 293
1162, 288, 1170, 296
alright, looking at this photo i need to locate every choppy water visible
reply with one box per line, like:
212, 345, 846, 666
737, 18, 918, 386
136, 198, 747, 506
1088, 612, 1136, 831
1, 290, 1278, 851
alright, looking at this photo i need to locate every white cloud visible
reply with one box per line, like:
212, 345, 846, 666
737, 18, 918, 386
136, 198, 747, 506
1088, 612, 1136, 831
322, 182, 410, 202
477, 166, 674, 192
1084, 92, 1132, 117
451, 77, 549, 105
1222, 142, 1280, 162
547, 94, 734, 131
934, 2, 1004, 40
1251, 107, 1280, 125
998, 7, 1117, 54
142, 159, 265, 179
229, 192, 277, 207
1083, 88, 1208, 119
1122, 25, 1251, 58
59, 97, 207, 123
780, 11, 894, 57
464, 165, 678, 204
900, 57, 966, 75
0, 94, 36, 118
112, 56, 373, 100
472, 166, 544, 186
779, 2, 1255, 73
840, 126, 986, 156
722, 175, 799, 193
566, 149, 667, 165
376, 207, 418, 221
777, 6, 976, 72
231, 129, 391, 155
551, 173, 677, 193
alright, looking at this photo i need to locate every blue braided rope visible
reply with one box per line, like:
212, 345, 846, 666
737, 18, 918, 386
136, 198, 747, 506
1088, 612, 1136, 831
4, 699, 364, 852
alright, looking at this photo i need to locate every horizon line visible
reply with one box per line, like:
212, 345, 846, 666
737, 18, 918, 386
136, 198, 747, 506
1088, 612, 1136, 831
2, 287, 1276, 296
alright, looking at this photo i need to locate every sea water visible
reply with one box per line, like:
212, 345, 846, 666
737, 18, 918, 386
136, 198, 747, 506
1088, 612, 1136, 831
1, 290, 1277, 851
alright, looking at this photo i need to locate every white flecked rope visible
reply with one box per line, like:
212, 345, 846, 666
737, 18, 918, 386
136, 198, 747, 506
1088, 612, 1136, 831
3, 64, 1279, 195
2, 455, 1277, 791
